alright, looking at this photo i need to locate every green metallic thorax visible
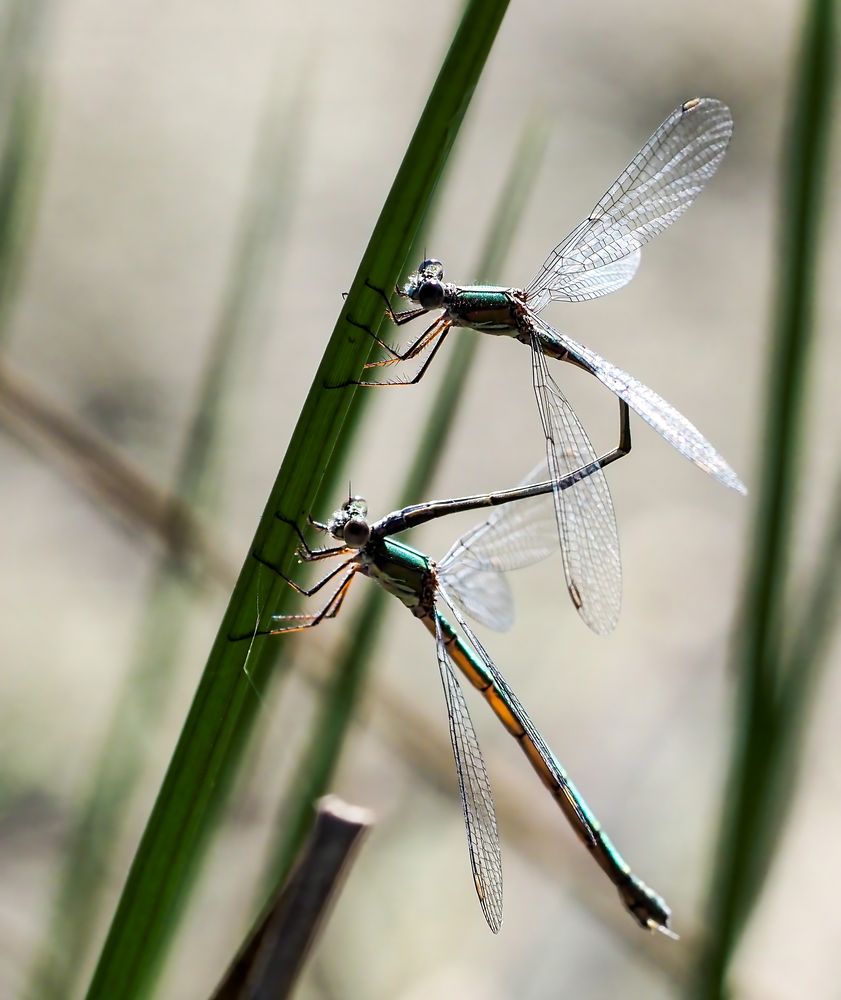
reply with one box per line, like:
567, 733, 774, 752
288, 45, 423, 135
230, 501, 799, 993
364, 537, 493, 682
447, 286, 520, 333
445, 286, 575, 362
362, 537, 435, 613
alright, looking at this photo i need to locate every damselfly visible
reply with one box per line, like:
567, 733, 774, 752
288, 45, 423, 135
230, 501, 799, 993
253, 445, 674, 937
351, 98, 745, 636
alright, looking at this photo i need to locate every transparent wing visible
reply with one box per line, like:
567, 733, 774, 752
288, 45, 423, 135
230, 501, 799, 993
433, 611, 503, 933
548, 320, 746, 494
531, 335, 622, 634
437, 588, 598, 845
436, 561, 515, 633
537, 247, 642, 304
438, 460, 561, 633
440, 458, 557, 578
526, 98, 732, 311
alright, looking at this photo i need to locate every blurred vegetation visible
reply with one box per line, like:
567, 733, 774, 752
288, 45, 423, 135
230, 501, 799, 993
0, 0, 48, 344
26, 80, 307, 1000
693, 0, 837, 996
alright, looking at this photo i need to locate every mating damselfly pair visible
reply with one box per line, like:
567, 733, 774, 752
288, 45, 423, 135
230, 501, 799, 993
254, 97, 743, 936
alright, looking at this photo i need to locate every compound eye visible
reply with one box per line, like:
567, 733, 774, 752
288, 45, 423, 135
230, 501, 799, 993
347, 496, 368, 517
418, 279, 444, 310
343, 517, 370, 547
418, 258, 444, 280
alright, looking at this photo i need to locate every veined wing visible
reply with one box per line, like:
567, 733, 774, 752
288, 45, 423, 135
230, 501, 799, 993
436, 560, 515, 633
531, 335, 621, 634
549, 319, 746, 494
526, 98, 732, 311
438, 588, 598, 843
533, 247, 642, 305
432, 611, 503, 933
439, 591, 676, 936
440, 458, 556, 573
438, 460, 560, 632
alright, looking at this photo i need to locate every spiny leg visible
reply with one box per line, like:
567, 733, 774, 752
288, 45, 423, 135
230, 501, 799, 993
273, 513, 348, 562
262, 570, 357, 636
251, 549, 356, 598
229, 569, 357, 642
247, 514, 349, 606
343, 276, 431, 363
351, 325, 451, 389
345, 315, 406, 361
342, 313, 445, 371
364, 279, 428, 326
362, 316, 448, 369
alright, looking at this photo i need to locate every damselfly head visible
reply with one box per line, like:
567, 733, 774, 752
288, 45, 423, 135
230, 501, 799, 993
403, 258, 446, 310
328, 496, 371, 548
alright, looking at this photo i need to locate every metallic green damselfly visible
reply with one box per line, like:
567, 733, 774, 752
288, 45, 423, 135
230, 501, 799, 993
255, 431, 675, 938
351, 97, 745, 636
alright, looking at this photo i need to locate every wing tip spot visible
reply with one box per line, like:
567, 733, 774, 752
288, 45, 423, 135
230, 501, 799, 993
682, 97, 702, 113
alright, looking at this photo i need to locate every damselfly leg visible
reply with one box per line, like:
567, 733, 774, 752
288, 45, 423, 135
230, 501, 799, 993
250, 548, 356, 598
339, 312, 451, 389
273, 513, 350, 562
236, 520, 360, 640
364, 279, 428, 326
259, 569, 358, 636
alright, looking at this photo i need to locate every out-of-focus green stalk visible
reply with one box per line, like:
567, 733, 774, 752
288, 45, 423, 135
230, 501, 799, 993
0, 75, 43, 340
740, 467, 841, 906
778, 474, 841, 723
84, 5, 510, 997
264, 118, 548, 888
0, 0, 48, 344
693, 1, 836, 996
28, 84, 305, 1000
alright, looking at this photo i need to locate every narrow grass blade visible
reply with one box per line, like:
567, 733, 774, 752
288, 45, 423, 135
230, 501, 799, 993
84, 6, 510, 998
264, 118, 549, 888
180, 85, 307, 514
693, 1, 836, 994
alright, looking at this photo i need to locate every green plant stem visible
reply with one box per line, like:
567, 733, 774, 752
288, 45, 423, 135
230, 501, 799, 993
84, 6, 510, 997
693, 1, 836, 996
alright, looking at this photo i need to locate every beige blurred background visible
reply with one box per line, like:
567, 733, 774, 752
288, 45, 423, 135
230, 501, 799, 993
1, 0, 839, 998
